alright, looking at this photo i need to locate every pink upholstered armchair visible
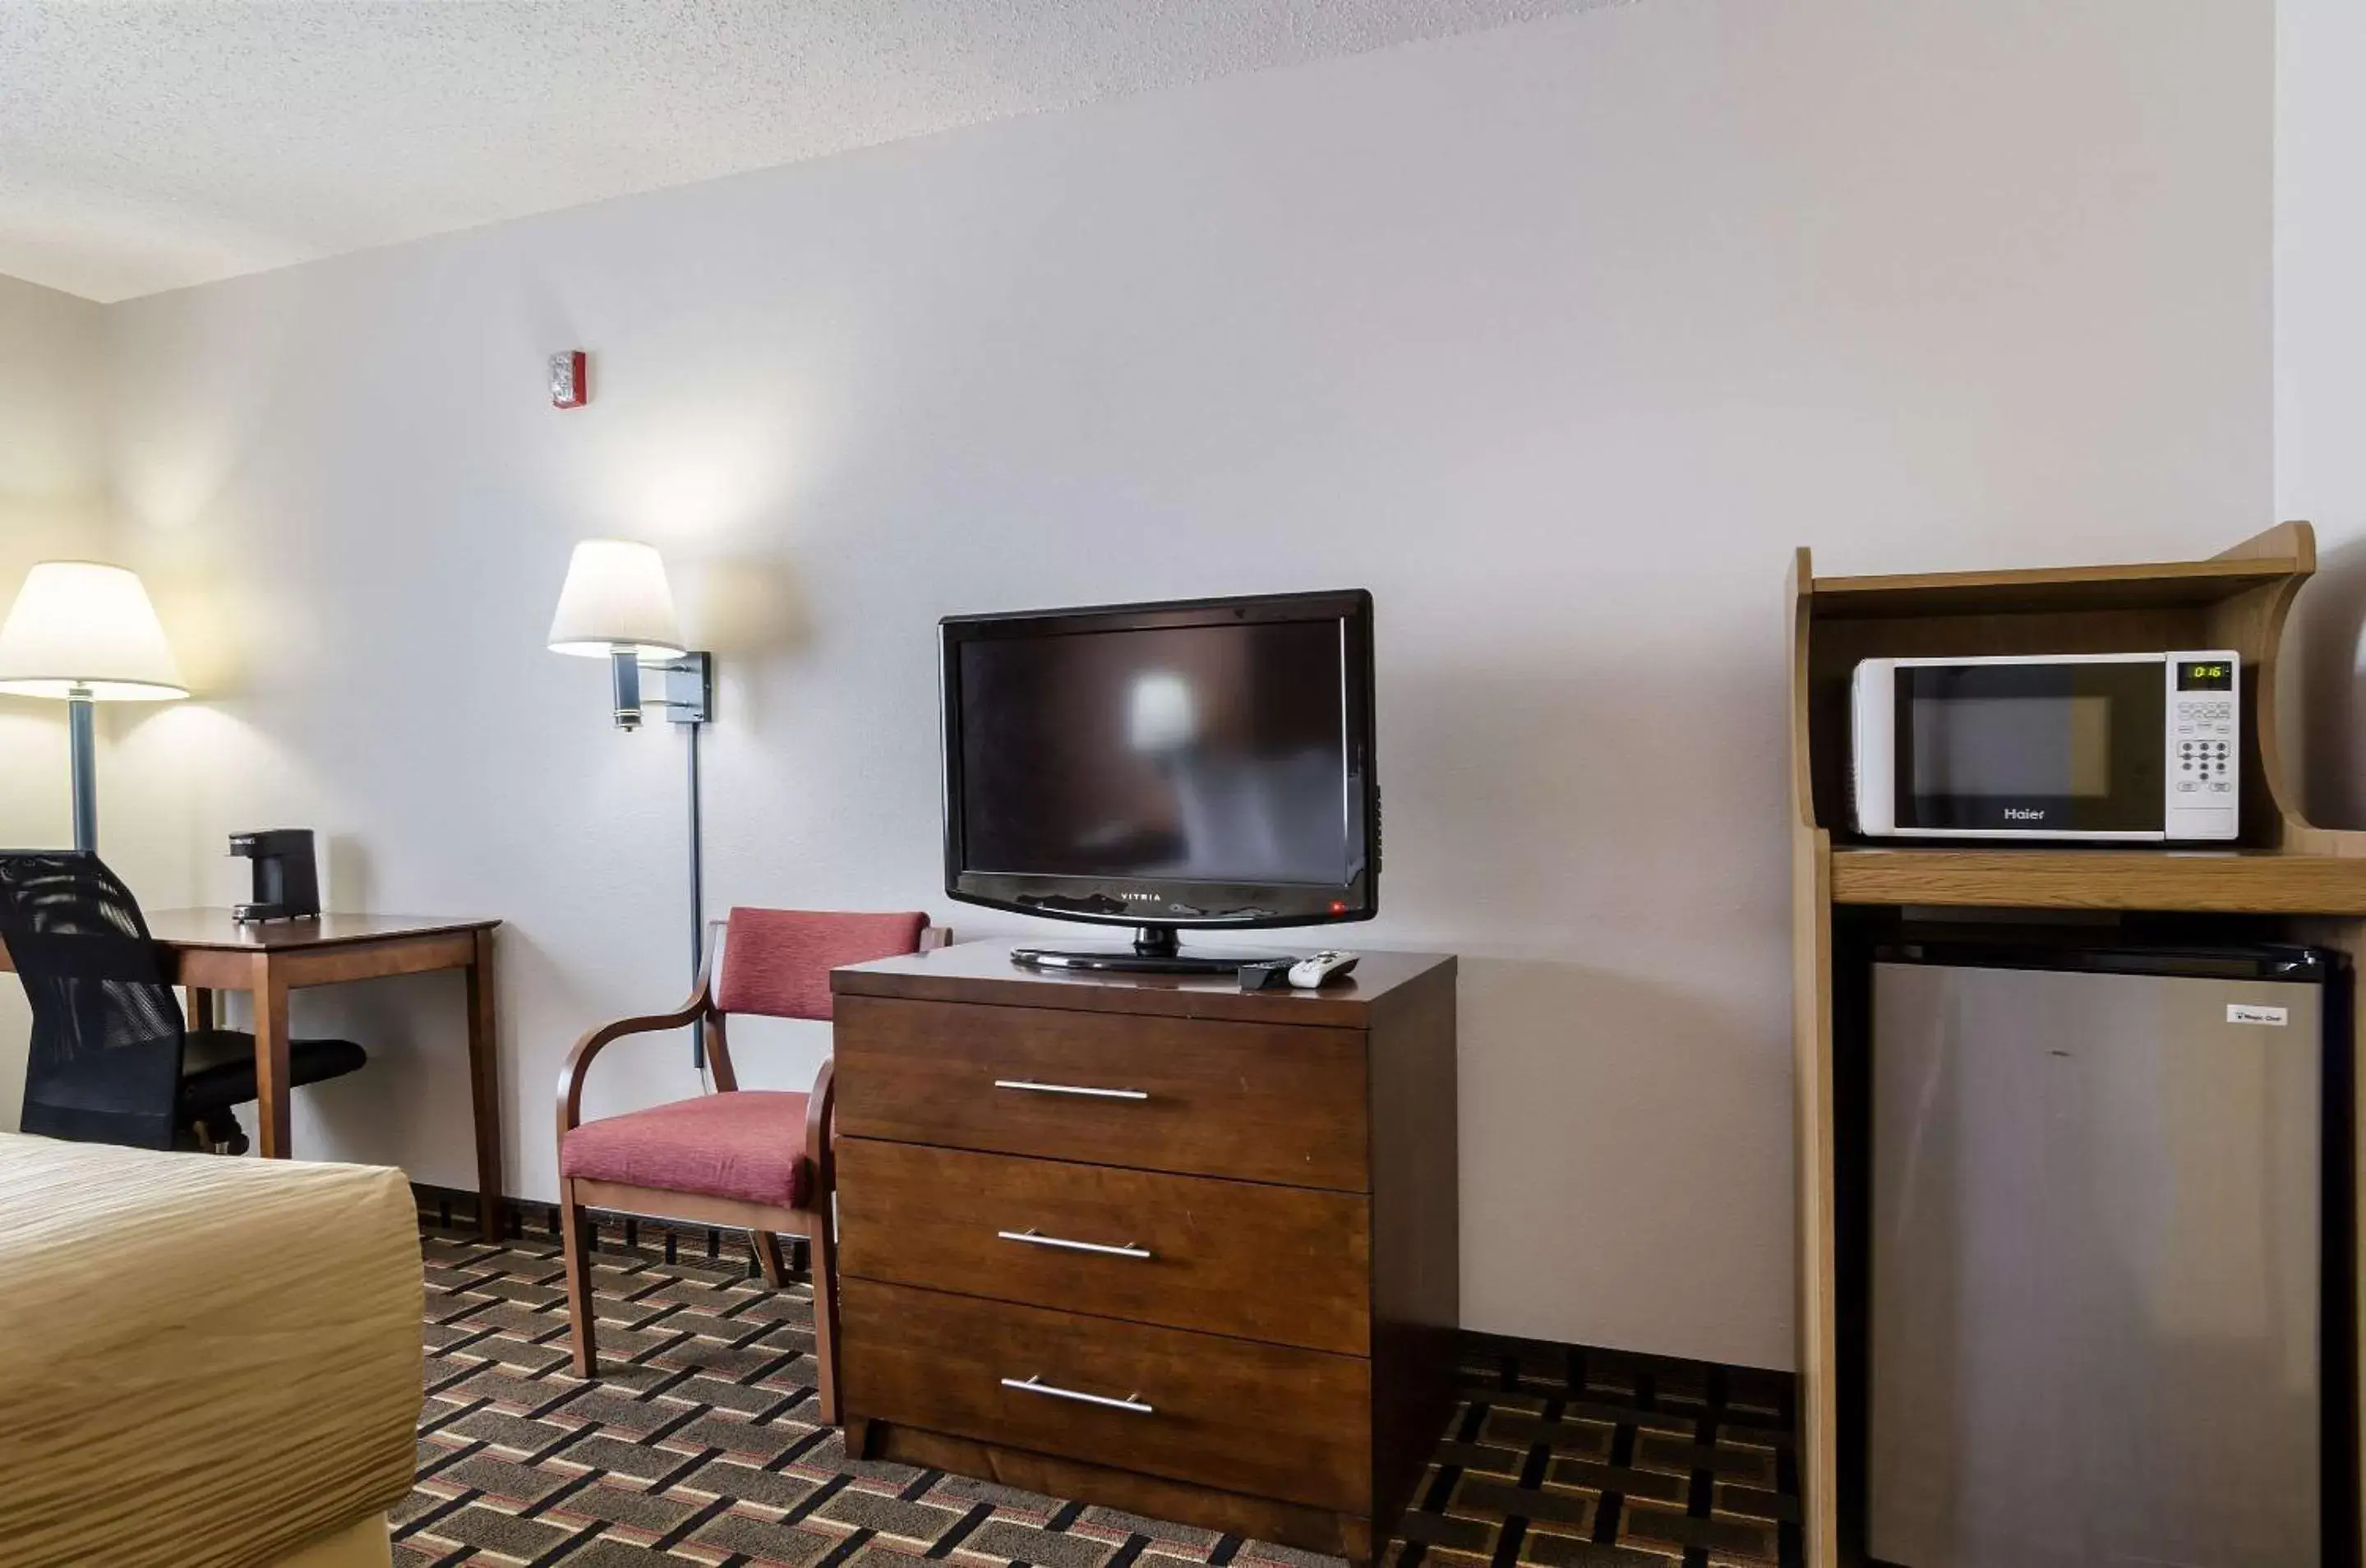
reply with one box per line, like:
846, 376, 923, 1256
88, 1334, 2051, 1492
555, 906, 947, 1418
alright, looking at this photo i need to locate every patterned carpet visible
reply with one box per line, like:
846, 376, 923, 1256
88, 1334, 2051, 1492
404, 1207, 1796, 1568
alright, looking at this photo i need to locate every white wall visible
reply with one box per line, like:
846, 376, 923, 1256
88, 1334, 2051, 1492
2277, 0, 2366, 825
0, 273, 110, 1129
90, 0, 2271, 1370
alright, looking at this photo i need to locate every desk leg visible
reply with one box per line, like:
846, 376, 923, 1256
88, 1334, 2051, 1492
466, 928, 508, 1243
252, 958, 293, 1159
185, 988, 214, 1034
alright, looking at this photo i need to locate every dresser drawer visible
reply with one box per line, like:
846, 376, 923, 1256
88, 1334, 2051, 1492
838, 1141, 1372, 1354
841, 1278, 1371, 1512
834, 995, 1369, 1190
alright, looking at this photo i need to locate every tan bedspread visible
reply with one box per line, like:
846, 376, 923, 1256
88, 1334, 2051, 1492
0, 1132, 422, 1567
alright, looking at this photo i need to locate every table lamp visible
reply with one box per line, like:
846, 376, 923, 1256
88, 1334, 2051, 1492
0, 561, 187, 852
547, 537, 713, 1063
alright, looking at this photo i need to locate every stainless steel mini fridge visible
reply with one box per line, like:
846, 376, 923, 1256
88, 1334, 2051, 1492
1867, 940, 2336, 1568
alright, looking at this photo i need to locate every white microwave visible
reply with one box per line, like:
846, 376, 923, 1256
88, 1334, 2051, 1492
1851, 651, 2239, 842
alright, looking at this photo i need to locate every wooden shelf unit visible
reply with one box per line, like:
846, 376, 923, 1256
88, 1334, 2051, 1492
1788, 521, 2366, 1567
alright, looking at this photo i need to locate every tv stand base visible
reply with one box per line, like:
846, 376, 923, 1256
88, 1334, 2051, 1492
1010, 925, 1285, 975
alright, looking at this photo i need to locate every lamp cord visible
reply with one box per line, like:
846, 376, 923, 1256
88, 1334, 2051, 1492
688, 717, 707, 1077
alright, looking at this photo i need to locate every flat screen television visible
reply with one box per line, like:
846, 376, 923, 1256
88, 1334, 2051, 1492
941, 589, 1377, 972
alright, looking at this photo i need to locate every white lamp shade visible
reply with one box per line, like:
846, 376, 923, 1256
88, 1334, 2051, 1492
547, 539, 686, 659
0, 561, 187, 701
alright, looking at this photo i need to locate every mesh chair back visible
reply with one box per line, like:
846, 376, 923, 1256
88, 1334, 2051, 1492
0, 851, 185, 1148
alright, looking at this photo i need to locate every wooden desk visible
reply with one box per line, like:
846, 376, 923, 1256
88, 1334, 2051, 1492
0, 910, 506, 1242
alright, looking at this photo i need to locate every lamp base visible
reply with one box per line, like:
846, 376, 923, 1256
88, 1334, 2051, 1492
606, 650, 711, 729
607, 649, 643, 730
67, 689, 95, 853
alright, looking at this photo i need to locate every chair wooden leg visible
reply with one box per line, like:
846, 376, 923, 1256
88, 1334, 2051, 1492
751, 1229, 789, 1287
560, 1182, 599, 1377
808, 1206, 842, 1427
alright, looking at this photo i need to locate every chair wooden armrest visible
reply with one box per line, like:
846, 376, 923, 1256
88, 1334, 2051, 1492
805, 1057, 836, 1208
557, 943, 718, 1137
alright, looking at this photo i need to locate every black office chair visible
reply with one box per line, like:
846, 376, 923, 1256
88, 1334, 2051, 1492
0, 851, 367, 1152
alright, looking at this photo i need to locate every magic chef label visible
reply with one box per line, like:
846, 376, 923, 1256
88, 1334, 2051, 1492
2228, 1003, 2290, 1026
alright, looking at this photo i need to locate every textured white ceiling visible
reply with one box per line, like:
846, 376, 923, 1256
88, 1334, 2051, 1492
0, 0, 1619, 302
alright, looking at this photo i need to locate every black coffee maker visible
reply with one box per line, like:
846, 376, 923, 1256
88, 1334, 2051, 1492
229, 829, 321, 922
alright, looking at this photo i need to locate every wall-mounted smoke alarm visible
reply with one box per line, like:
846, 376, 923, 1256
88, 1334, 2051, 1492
550, 351, 588, 409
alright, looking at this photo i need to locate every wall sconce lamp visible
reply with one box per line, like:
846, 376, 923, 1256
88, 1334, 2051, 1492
547, 538, 714, 1065
0, 561, 187, 852
546, 539, 712, 728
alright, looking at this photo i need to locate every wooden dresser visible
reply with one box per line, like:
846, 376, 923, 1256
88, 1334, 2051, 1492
832, 942, 1459, 1563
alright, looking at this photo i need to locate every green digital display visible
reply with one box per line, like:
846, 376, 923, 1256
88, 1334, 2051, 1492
2178, 661, 2234, 692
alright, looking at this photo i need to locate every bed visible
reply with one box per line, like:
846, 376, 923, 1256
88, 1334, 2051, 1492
0, 1132, 422, 1568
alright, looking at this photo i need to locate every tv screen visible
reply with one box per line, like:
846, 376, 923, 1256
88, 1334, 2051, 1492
942, 591, 1376, 931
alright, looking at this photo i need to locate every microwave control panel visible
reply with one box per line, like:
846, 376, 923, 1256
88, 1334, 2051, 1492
2166, 652, 2240, 842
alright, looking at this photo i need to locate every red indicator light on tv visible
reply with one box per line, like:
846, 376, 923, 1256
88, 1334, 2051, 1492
1330, 900, 1347, 913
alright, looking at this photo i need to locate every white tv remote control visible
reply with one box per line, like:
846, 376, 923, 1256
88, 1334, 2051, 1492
1289, 951, 1360, 989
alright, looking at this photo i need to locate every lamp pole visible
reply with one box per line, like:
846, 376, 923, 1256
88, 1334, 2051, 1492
67, 685, 96, 853
662, 654, 713, 1067
686, 713, 705, 1066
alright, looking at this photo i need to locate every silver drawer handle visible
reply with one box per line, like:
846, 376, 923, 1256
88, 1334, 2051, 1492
992, 1078, 1149, 1101
997, 1227, 1153, 1261
999, 1374, 1155, 1415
